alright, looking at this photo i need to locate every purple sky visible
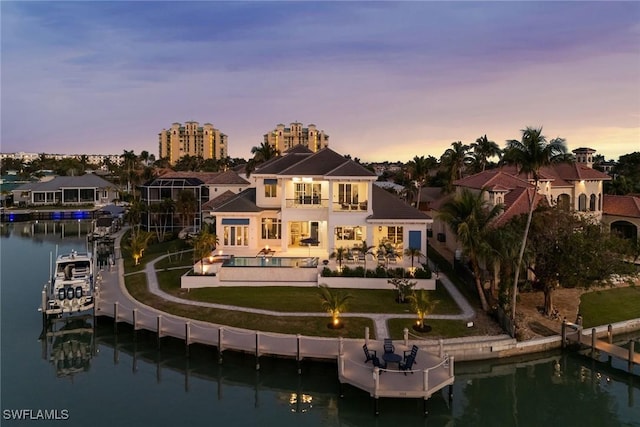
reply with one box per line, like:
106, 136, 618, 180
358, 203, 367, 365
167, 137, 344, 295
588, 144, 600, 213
2, 1, 639, 162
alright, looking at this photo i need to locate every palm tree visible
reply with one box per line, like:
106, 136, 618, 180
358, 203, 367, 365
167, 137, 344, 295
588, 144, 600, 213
176, 190, 198, 228
126, 230, 153, 265
120, 150, 138, 194
441, 141, 471, 192
438, 188, 503, 312
470, 135, 502, 172
329, 246, 349, 270
403, 247, 424, 269
407, 155, 436, 209
353, 240, 374, 276
191, 229, 219, 274
246, 142, 280, 176
318, 284, 352, 327
408, 289, 435, 330
504, 126, 567, 323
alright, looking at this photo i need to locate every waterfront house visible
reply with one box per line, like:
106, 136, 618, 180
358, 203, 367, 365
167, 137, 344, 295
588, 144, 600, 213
204, 146, 432, 258
11, 174, 118, 207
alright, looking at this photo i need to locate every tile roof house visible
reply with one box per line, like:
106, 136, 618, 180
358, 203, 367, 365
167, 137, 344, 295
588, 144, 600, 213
204, 147, 432, 258
602, 194, 640, 241
428, 161, 612, 256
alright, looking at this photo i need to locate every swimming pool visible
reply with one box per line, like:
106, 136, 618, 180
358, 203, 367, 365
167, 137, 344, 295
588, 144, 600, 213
222, 256, 318, 268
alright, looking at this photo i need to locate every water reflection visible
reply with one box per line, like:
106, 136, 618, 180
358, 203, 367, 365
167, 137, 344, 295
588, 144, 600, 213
39, 315, 95, 379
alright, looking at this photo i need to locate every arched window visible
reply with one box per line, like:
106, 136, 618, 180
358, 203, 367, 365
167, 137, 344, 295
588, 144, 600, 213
589, 194, 596, 211
557, 194, 571, 211
578, 194, 587, 211
598, 193, 602, 211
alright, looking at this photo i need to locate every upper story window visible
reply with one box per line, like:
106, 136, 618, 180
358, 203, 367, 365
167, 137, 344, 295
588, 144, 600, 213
338, 183, 359, 204
264, 179, 277, 198
295, 182, 321, 205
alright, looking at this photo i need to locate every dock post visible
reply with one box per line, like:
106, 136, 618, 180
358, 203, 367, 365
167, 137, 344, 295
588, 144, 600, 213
591, 328, 597, 359
561, 319, 567, 348
449, 356, 455, 378
365, 327, 370, 346
132, 309, 137, 341
439, 339, 444, 358
423, 368, 429, 397
339, 337, 344, 356
41, 290, 47, 324
157, 315, 162, 350
113, 301, 119, 334
185, 321, 191, 358
296, 334, 302, 374
403, 328, 408, 346
218, 327, 224, 364
629, 340, 635, 373
255, 331, 260, 370
608, 324, 613, 344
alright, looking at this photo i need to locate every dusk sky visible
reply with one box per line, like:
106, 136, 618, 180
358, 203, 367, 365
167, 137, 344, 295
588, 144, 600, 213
2, 1, 639, 163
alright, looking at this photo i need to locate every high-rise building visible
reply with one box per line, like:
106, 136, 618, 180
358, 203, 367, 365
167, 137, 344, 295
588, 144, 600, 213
263, 122, 329, 153
159, 121, 227, 164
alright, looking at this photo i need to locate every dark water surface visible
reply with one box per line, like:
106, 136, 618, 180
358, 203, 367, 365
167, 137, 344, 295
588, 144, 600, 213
1, 222, 638, 426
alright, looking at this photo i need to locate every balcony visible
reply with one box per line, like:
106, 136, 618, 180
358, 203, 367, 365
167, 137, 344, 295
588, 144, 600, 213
285, 197, 329, 208
333, 201, 368, 212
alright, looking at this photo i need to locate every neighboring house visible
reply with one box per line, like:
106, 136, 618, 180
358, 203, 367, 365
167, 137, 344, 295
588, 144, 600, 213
602, 194, 640, 241
428, 160, 611, 256
11, 175, 118, 207
205, 146, 432, 257
140, 170, 249, 233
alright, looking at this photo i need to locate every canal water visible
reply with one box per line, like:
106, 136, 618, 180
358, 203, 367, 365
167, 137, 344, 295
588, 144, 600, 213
1, 222, 638, 426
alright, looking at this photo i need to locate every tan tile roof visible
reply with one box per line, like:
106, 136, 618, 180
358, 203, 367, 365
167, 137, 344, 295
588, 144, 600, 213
603, 195, 640, 218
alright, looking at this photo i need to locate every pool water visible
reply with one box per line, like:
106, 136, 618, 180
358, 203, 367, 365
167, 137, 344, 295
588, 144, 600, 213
223, 256, 318, 268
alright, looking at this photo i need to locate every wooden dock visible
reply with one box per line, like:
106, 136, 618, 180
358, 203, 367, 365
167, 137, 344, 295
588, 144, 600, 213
337, 340, 454, 414
94, 257, 455, 415
563, 320, 639, 373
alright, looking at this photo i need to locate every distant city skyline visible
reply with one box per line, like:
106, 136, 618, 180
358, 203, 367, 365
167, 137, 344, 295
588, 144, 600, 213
2, 1, 638, 163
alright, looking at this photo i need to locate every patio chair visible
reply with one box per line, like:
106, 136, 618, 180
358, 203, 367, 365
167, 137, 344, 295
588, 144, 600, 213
363, 344, 377, 364
346, 251, 356, 264
357, 253, 366, 264
404, 345, 419, 364
399, 353, 416, 375
383, 338, 395, 354
371, 355, 387, 371
377, 252, 386, 265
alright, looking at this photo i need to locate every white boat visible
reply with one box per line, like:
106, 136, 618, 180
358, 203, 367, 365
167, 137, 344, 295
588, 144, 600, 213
41, 250, 95, 316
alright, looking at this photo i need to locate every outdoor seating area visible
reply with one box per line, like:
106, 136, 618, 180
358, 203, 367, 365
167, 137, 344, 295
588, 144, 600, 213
363, 339, 420, 374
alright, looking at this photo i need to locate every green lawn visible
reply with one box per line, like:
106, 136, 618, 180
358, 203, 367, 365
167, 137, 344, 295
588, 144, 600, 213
579, 287, 640, 328
121, 234, 191, 273
387, 318, 478, 340
124, 273, 374, 338
155, 269, 460, 315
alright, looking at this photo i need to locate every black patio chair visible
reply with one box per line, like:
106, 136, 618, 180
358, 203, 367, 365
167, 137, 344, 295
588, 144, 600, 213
363, 344, 377, 364
383, 338, 395, 354
372, 355, 387, 371
404, 345, 419, 364
399, 353, 416, 375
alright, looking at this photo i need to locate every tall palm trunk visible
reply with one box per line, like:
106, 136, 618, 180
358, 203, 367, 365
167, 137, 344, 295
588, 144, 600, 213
471, 255, 489, 311
510, 181, 538, 323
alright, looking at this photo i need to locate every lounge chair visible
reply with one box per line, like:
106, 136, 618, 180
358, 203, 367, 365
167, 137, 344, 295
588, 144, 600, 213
346, 251, 356, 264
383, 338, 395, 354
357, 253, 366, 264
363, 344, 377, 364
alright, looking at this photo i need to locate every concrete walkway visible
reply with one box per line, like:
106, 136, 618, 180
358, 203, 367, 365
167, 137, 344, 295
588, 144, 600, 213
104, 228, 475, 339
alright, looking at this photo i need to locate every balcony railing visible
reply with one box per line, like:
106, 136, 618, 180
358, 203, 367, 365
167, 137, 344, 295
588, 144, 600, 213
285, 198, 329, 208
333, 201, 368, 212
